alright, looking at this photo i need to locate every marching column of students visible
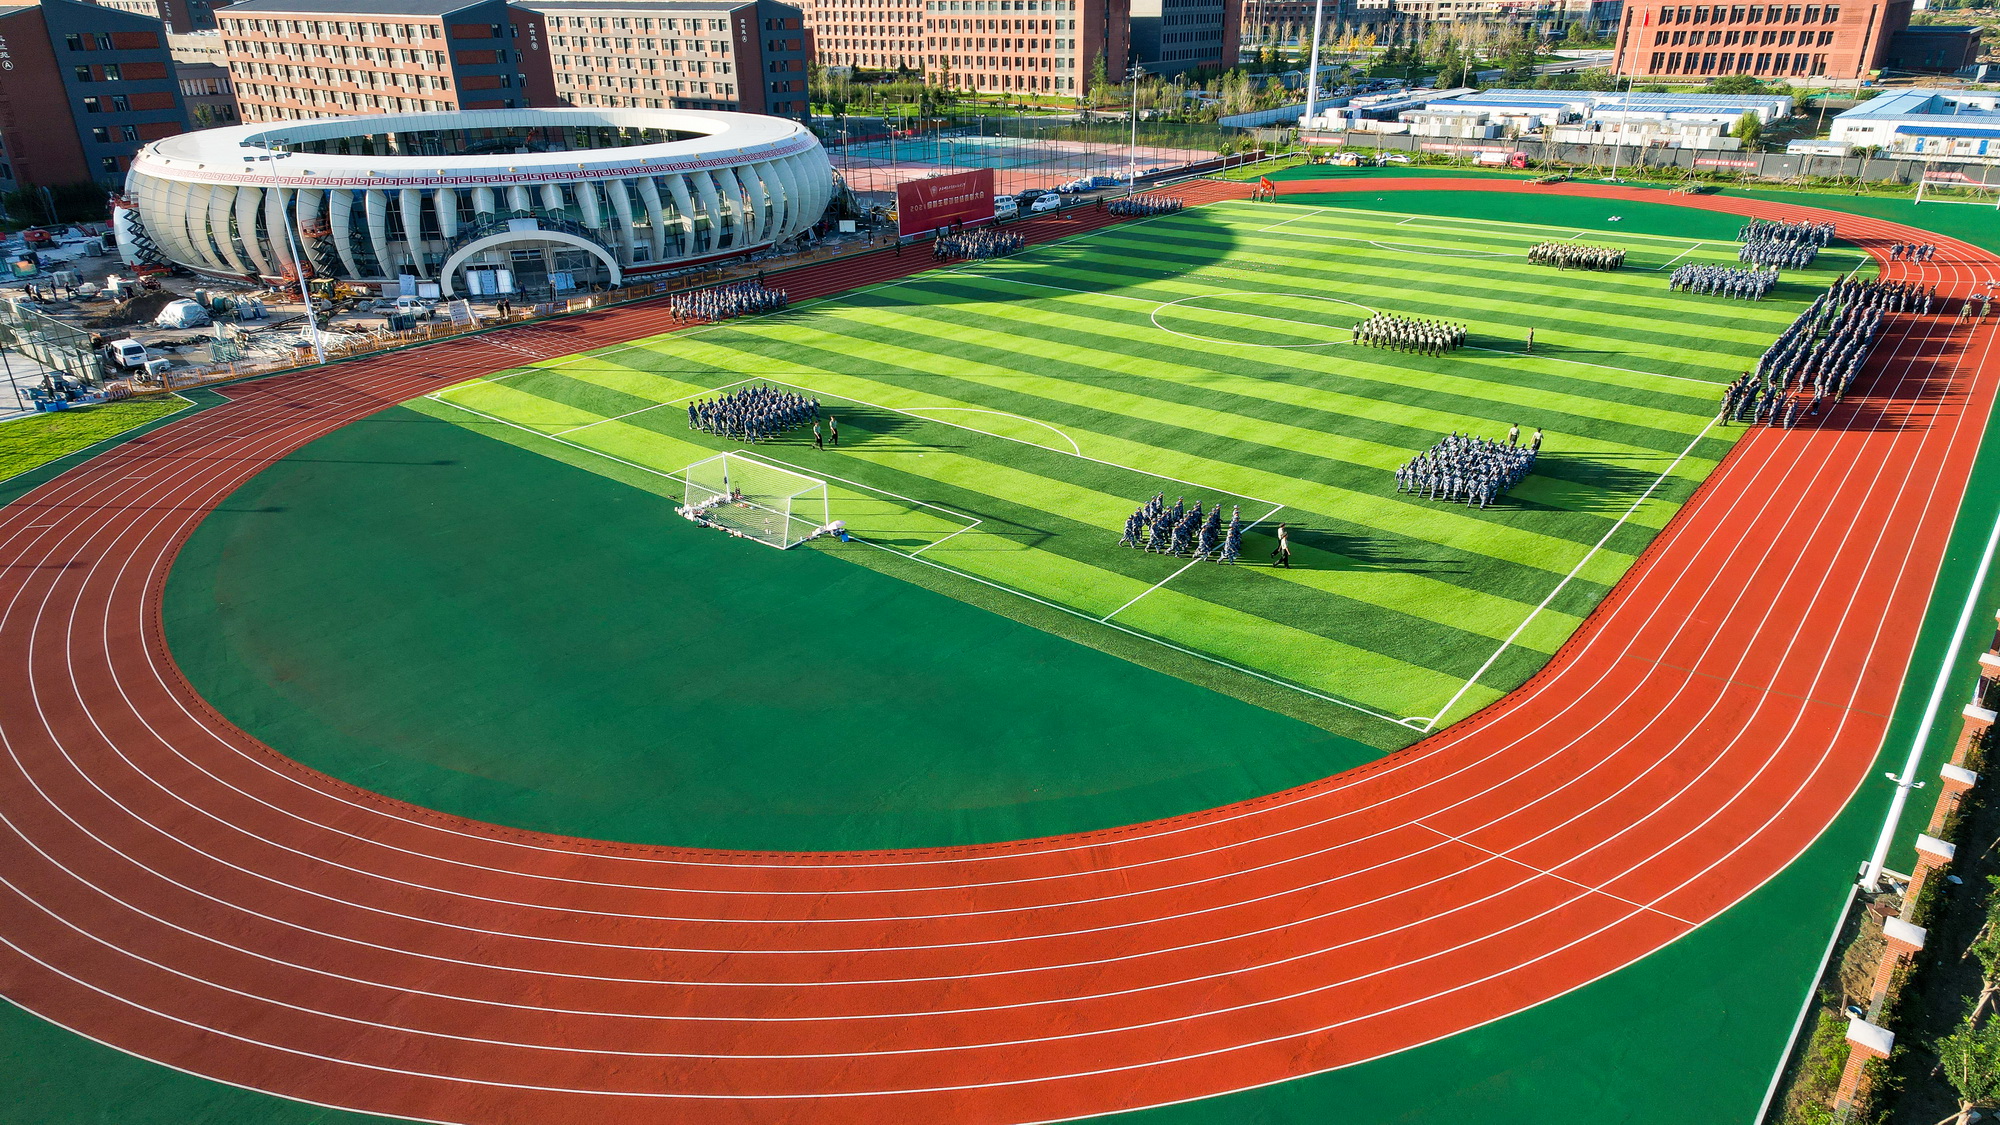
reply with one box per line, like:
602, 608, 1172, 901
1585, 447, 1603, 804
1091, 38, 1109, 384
1118, 493, 1245, 563
1395, 428, 1540, 508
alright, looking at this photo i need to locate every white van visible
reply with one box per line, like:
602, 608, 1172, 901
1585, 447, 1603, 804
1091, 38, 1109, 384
104, 339, 149, 370
993, 197, 1019, 219
1030, 194, 1061, 214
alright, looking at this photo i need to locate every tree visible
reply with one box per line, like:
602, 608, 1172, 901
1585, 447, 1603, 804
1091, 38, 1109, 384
1708, 73, 1766, 93
1936, 1019, 2000, 1125
1733, 110, 1763, 148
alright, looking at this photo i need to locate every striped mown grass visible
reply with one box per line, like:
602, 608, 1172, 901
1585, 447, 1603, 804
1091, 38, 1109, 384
409, 195, 1870, 750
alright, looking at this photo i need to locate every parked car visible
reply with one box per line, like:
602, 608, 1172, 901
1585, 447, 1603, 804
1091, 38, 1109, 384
1030, 194, 1062, 214
103, 338, 149, 370
994, 197, 1019, 218
1016, 187, 1050, 203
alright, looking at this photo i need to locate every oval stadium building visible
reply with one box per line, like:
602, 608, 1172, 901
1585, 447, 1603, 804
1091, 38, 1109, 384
118, 107, 832, 296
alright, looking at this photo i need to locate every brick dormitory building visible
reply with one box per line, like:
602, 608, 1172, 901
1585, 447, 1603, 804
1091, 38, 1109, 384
215, 0, 556, 121
531, 0, 809, 117
1612, 0, 1912, 81
918, 0, 1130, 97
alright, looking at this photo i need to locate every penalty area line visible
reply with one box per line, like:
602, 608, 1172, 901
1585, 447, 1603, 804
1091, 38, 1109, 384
1424, 416, 1719, 731
1099, 502, 1285, 623
852, 531, 1412, 730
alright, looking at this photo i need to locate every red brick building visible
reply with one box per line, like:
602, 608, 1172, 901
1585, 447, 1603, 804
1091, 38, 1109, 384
215, 0, 557, 122
528, 0, 809, 118
1613, 0, 1912, 81
921, 0, 1128, 98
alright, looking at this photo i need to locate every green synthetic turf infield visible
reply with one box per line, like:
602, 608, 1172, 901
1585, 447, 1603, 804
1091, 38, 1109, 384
163, 406, 1368, 851
410, 195, 1866, 748
26, 182, 2000, 1125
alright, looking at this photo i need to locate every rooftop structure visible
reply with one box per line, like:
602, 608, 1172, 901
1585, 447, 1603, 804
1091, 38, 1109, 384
1828, 88, 2000, 162
120, 106, 833, 294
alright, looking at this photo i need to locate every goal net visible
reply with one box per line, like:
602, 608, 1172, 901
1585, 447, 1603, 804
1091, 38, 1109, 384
679, 451, 831, 549
1915, 167, 2000, 208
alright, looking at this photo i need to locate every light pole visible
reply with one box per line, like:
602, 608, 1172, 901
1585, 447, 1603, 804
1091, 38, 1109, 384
1303, 0, 1326, 132
1127, 65, 1143, 189
251, 147, 326, 366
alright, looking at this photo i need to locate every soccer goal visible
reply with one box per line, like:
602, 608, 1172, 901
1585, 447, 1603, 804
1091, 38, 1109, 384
678, 451, 831, 549
1915, 165, 2000, 208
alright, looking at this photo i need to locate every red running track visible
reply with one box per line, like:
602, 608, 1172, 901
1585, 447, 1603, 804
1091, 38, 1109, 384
0, 179, 1996, 1125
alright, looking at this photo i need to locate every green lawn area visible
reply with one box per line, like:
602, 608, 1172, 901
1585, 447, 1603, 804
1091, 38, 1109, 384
0, 395, 191, 482
412, 195, 1864, 748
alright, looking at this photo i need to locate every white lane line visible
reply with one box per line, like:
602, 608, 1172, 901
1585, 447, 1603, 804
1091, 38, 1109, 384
1427, 417, 1720, 730
1414, 823, 1695, 925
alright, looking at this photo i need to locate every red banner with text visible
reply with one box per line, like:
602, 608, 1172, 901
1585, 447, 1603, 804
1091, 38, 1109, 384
897, 168, 996, 238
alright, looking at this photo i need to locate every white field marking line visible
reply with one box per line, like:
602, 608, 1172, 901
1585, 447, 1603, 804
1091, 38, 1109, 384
437, 205, 1198, 397
426, 394, 983, 539
907, 520, 983, 555
1414, 823, 1694, 925
1148, 292, 1372, 351
737, 373, 1286, 514
1223, 200, 1715, 251
849, 533, 1408, 727
1457, 343, 1725, 388
1231, 204, 1711, 255
1362, 240, 1514, 259
1425, 417, 1719, 729
1099, 503, 1285, 623
542, 377, 757, 437
1650, 242, 1706, 271
961, 253, 1760, 387
896, 406, 1082, 456
7, 197, 1952, 900
1256, 206, 1329, 233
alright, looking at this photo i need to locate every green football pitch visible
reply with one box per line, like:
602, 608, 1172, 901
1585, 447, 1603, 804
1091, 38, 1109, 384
412, 196, 1869, 749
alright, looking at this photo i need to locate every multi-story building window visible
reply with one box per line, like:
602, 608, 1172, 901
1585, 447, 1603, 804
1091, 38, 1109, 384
522, 0, 808, 118
216, 0, 555, 121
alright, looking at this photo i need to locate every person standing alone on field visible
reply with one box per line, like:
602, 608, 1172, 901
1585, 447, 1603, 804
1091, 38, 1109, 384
1508, 422, 1520, 446
812, 421, 824, 450
1525, 328, 1534, 354
1531, 427, 1544, 453
1271, 523, 1292, 569
828, 416, 839, 446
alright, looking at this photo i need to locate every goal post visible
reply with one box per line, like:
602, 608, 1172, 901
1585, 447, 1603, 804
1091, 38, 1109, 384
678, 451, 831, 549
1914, 163, 2000, 208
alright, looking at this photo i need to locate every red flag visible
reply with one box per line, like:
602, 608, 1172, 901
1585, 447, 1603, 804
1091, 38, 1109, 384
1259, 176, 1277, 192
